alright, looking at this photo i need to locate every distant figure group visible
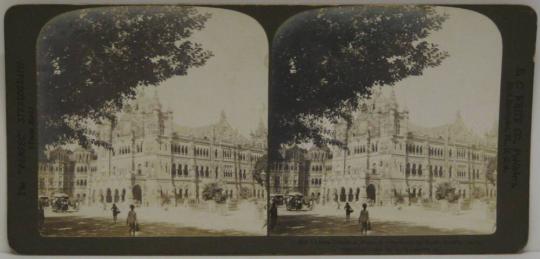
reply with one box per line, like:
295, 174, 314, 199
110, 204, 138, 236
111, 203, 121, 224
126, 204, 139, 236
344, 202, 371, 235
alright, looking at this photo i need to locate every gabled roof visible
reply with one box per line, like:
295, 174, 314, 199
407, 112, 493, 146
173, 111, 251, 146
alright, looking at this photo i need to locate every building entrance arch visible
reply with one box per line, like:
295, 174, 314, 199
132, 185, 142, 203
366, 184, 376, 202
106, 188, 112, 203
339, 187, 346, 202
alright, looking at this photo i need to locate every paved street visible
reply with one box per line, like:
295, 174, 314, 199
40, 215, 251, 237
269, 209, 478, 236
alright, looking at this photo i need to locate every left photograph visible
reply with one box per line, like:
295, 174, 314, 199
36, 6, 268, 237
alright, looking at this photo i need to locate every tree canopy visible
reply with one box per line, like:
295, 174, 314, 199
270, 6, 448, 151
37, 6, 212, 151
253, 154, 268, 185
485, 156, 497, 184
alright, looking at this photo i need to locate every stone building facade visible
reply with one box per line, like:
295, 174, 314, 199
85, 92, 267, 207
38, 147, 97, 202
270, 88, 498, 205
38, 148, 74, 199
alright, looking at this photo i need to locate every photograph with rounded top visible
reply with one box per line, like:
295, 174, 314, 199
36, 6, 268, 237
268, 6, 499, 236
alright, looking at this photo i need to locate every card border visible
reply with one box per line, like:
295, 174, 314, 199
5, 4, 536, 254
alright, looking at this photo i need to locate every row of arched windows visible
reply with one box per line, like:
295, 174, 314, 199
405, 163, 423, 176
195, 165, 210, 178
116, 145, 131, 155
352, 143, 379, 154
171, 163, 189, 177
135, 143, 143, 153
174, 188, 189, 199
272, 162, 300, 171
76, 179, 87, 186
100, 188, 126, 203
194, 147, 210, 157
335, 187, 361, 202
406, 144, 423, 154
456, 169, 481, 179
428, 147, 444, 157
171, 144, 189, 155
471, 169, 481, 179
405, 163, 450, 178
311, 164, 324, 171
223, 169, 246, 179
311, 178, 322, 185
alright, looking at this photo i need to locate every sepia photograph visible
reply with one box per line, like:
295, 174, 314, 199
268, 6, 499, 236
4, 2, 537, 255
36, 6, 268, 237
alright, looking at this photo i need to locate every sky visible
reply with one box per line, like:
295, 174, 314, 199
151, 7, 268, 137
391, 6, 502, 135
146, 6, 500, 137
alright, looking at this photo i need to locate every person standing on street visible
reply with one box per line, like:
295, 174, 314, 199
126, 205, 138, 236
111, 203, 120, 224
269, 201, 278, 231
344, 202, 353, 221
38, 204, 45, 228
359, 203, 370, 235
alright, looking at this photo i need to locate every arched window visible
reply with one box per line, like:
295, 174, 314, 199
412, 164, 417, 175
172, 164, 176, 177
418, 164, 423, 176
406, 163, 410, 175
184, 165, 188, 176
106, 188, 112, 203
339, 187, 346, 202
114, 189, 119, 203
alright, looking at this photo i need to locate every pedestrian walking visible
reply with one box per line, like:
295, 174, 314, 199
344, 202, 353, 221
111, 203, 120, 224
38, 204, 45, 228
269, 201, 278, 231
359, 203, 370, 235
126, 204, 138, 236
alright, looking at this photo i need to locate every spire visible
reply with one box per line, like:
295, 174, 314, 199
389, 87, 398, 109
151, 88, 161, 110
219, 110, 227, 123
455, 110, 464, 124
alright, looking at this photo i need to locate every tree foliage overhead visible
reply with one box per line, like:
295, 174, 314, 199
37, 6, 213, 151
252, 154, 268, 185
270, 6, 448, 149
485, 156, 497, 184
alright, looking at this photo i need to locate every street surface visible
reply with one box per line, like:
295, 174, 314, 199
41, 214, 251, 237
269, 208, 479, 236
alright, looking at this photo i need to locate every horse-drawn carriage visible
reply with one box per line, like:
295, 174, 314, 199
285, 192, 313, 211
51, 193, 76, 213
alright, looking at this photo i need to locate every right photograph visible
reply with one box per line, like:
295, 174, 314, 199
268, 6, 500, 236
